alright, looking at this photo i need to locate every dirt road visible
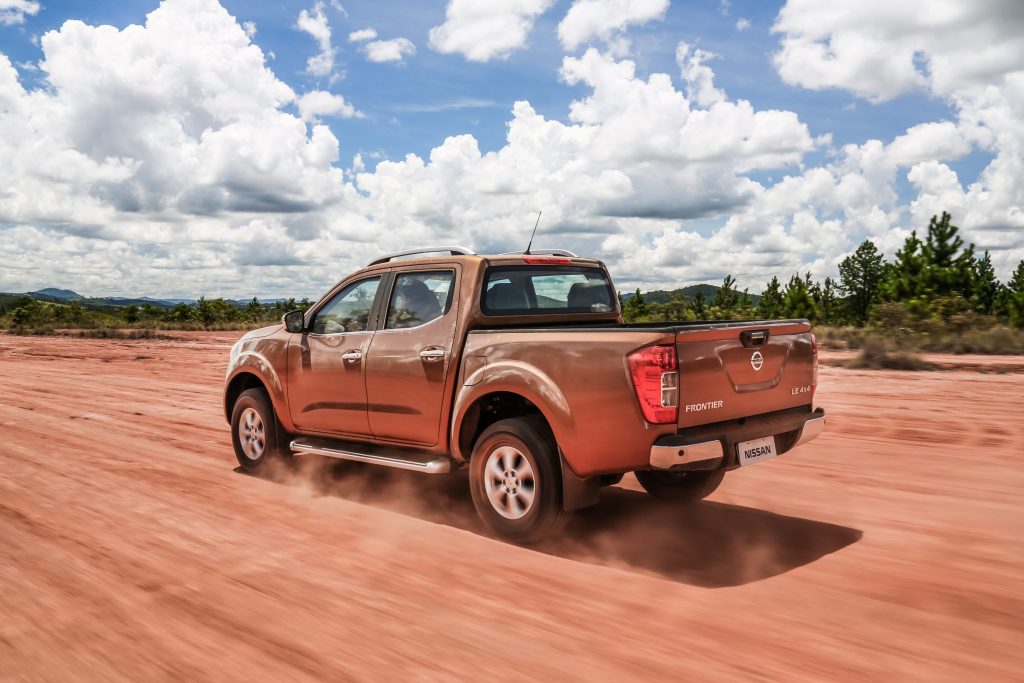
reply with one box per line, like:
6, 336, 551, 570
0, 332, 1020, 681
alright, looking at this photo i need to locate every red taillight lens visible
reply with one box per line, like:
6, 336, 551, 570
523, 256, 572, 265
627, 344, 678, 424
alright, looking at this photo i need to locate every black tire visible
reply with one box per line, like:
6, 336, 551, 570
469, 417, 571, 544
231, 388, 289, 473
635, 468, 725, 503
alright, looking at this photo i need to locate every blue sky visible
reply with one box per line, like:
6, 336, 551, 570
1, 0, 974, 173
0, 0, 1020, 297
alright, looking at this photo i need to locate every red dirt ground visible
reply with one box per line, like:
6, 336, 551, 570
0, 332, 1020, 681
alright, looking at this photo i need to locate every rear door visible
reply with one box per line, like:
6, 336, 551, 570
675, 321, 816, 429
363, 266, 459, 445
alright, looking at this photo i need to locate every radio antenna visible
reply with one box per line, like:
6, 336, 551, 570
525, 210, 542, 254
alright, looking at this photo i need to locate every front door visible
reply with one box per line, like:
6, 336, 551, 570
365, 268, 458, 445
288, 275, 384, 437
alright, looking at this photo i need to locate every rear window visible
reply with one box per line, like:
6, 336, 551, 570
482, 265, 616, 315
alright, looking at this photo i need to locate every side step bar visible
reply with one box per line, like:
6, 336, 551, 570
290, 437, 452, 474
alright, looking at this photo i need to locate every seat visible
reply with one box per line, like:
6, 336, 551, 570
487, 282, 527, 310
390, 279, 443, 328
567, 282, 608, 310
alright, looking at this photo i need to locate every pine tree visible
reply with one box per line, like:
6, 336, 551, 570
972, 251, 1000, 315
756, 276, 783, 319
622, 288, 649, 321
839, 240, 885, 324
782, 274, 817, 320
881, 231, 924, 301
246, 296, 263, 322
713, 274, 740, 314
1009, 260, 1024, 329
819, 276, 839, 324
920, 211, 975, 298
693, 290, 708, 319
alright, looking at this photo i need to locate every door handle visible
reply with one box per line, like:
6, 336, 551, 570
341, 350, 363, 363
419, 347, 446, 362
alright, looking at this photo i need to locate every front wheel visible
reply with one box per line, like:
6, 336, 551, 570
231, 388, 288, 473
635, 468, 725, 503
469, 417, 571, 544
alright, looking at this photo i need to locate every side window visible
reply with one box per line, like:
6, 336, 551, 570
311, 277, 381, 334
385, 271, 455, 329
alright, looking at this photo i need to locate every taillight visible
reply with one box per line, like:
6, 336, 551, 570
627, 344, 678, 424
811, 332, 818, 388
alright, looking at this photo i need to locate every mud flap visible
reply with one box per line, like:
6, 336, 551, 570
560, 451, 600, 511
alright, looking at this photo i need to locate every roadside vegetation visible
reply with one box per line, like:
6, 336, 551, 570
621, 212, 1024, 356
2, 212, 1021, 355
0, 296, 314, 336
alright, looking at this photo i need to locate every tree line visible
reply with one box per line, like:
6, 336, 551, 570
622, 212, 1024, 330
1, 295, 315, 331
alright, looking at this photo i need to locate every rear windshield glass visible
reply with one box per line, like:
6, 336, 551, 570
482, 265, 616, 315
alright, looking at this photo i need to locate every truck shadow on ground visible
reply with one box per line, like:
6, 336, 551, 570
240, 458, 862, 588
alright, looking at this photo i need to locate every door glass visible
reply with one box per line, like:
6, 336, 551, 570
311, 277, 381, 334
385, 271, 455, 329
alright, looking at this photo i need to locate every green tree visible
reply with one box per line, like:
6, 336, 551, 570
712, 274, 740, 314
819, 276, 839, 324
881, 231, 926, 301
972, 250, 1001, 315
123, 304, 139, 324
756, 276, 783, 319
621, 289, 649, 321
920, 211, 975, 298
738, 289, 754, 318
839, 239, 886, 325
246, 296, 263, 322
782, 274, 817, 320
1008, 260, 1024, 329
692, 289, 708, 319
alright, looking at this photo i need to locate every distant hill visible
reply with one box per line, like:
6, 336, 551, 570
622, 284, 761, 305
0, 289, 258, 311
31, 287, 82, 300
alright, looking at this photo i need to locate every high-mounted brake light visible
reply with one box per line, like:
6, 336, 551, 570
627, 344, 678, 424
523, 256, 572, 265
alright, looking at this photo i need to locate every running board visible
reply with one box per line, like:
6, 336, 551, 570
290, 437, 452, 474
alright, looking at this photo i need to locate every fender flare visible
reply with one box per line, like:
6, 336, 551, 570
224, 353, 291, 431
450, 359, 573, 462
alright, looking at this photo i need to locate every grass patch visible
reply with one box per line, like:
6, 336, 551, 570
7, 326, 171, 340
845, 339, 936, 371
816, 325, 1024, 355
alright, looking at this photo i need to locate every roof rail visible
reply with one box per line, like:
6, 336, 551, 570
368, 246, 476, 266
499, 249, 578, 257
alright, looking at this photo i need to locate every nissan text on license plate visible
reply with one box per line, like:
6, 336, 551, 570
737, 436, 778, 466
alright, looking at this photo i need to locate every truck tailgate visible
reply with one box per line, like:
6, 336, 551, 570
676, 321, 816, 429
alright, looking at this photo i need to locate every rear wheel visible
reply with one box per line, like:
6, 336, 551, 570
231, 388, 288, 473
469, 417, 570, 544
635, 468, 725, 503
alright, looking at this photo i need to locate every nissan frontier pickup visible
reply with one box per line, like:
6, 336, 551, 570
224, 247, 825, 543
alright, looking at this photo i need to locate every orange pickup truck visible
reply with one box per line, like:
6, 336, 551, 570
224, 247, 825, 543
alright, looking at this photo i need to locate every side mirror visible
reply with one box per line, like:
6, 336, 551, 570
283, 310, 305, 334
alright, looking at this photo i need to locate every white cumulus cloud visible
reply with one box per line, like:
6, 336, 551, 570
363, 37, 416, 64
0, 0, 40, 26
429, 0, 555, 62
348, 27, 377, 42
296, 90, 361, 121
558, 0, 669, 51
296, 1, 335, 77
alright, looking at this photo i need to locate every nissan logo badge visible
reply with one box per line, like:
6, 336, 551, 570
751, 350, 764, 371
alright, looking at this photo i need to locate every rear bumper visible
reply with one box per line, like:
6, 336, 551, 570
649, 407, 825, 470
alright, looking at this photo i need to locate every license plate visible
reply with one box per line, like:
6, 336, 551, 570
737, 436, 778, 466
